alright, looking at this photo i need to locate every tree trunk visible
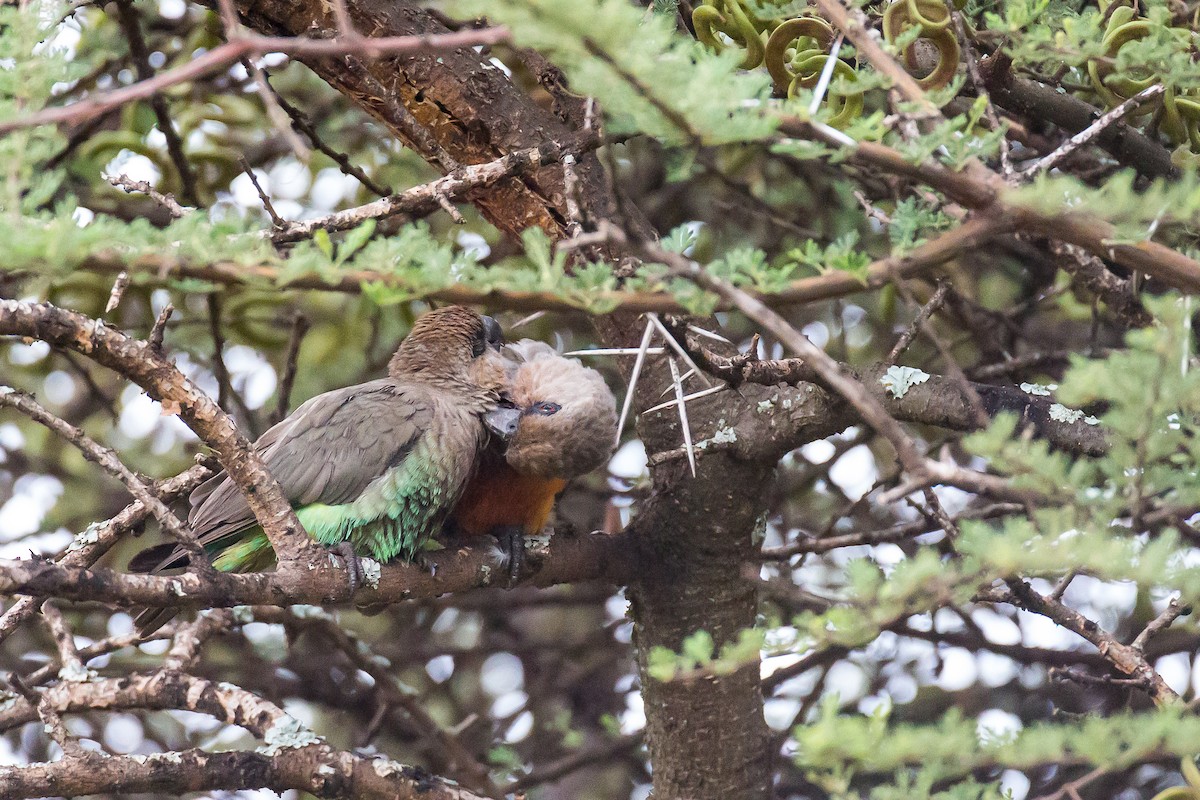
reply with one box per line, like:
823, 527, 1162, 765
234, 2, 774, 795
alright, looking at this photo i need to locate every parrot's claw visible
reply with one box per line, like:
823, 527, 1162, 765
415, 551, 439, 577
327, 541, 364, 596
492, 525, 526, 587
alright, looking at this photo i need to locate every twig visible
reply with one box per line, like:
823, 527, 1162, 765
149, 302, 173, 352
944, 0, 1011, 175
1132, 597, 1187, 651
40, 603, 87, 682
508, 734, 642, 793
885, 281, 949, 364
266, 131, 602, 243
112, 0, 199, 206
104, 173, 187, 218
1020, 85, 1166, 179
0, 27, 511, 136
5, 673, 86, 758
1031, 766, 1110, 800
164, 609, 234, 671
273, 312, 310, 424
991, 579, 1181, 705
205, 294, 234, 414
265, 79, 391, 196
0, 387, 208, 566
239, 158, 285, 228
241, 58, 312, 160
104, 271, 129, 315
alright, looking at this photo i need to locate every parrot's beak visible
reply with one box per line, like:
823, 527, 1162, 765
484, 403, 522, 441
482, 315, 504, 351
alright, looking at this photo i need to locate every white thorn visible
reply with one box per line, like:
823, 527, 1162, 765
647, 313, 711, 387
614, 318, 657, 446
511, 310, 547, 329
687, 324, 732, 344
562, 347, 667, 357
668, 357, 697, 478
641, 384, 728, 415
659, 368, 696, 397
808, 33, 845, 116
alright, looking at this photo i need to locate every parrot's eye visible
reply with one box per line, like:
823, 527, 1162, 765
531, 402, 561, 416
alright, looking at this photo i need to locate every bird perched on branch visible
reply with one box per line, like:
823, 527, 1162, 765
132, 305, 512, 632
449, 339, 618, 584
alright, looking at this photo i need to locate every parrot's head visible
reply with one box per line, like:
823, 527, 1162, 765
389, 305, 507, 396
486, 340, 618, 480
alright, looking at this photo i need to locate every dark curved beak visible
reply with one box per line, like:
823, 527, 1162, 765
484, 404, 521, 441
482, 315, 504, 351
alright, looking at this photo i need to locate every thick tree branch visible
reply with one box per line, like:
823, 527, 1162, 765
0, 530, 632, 608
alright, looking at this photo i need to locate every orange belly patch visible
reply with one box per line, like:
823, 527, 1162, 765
452, 462, 567, 537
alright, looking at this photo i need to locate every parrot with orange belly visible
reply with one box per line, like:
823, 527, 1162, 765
451, 339, 618, 583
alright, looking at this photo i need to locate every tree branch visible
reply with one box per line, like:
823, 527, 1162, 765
0, 670, 496, 800
0, 27, 511, 136
0, 529, 632, 608
0, 299, 321, 567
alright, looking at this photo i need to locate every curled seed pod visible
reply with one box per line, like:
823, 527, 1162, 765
787, 56, 864, 128
693, 0, 766, 70
764, 16, 835, 95
1162, 88, 1200, 150
901, 0, 952, 33
1088, 13, 1159, 109
882, 0, 961, 90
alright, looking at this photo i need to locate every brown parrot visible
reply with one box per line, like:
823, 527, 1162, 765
450, 339, 618, 582
133, 305, 511, 631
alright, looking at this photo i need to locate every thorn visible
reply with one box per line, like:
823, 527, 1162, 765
668, 356, 697, 478
687, 324, 731, 344
562, 347, 667, 357
511, 310, 547, 330
659, 368, 695, 397
614, 318, 657, 446
647, 313, 711, 387
641, 384, 728, 415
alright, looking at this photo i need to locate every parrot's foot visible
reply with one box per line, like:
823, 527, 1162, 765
414, 550, 439, 577
491, 525, 526, 587
326, 541, 364, 596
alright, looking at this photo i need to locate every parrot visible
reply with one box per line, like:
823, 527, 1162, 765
132, 305, 511, 632
450, 339, 618, 584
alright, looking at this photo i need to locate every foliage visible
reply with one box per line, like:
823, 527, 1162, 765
5, 0, 1200, 798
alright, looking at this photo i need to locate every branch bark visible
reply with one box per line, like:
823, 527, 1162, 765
0, 530, 632, 607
